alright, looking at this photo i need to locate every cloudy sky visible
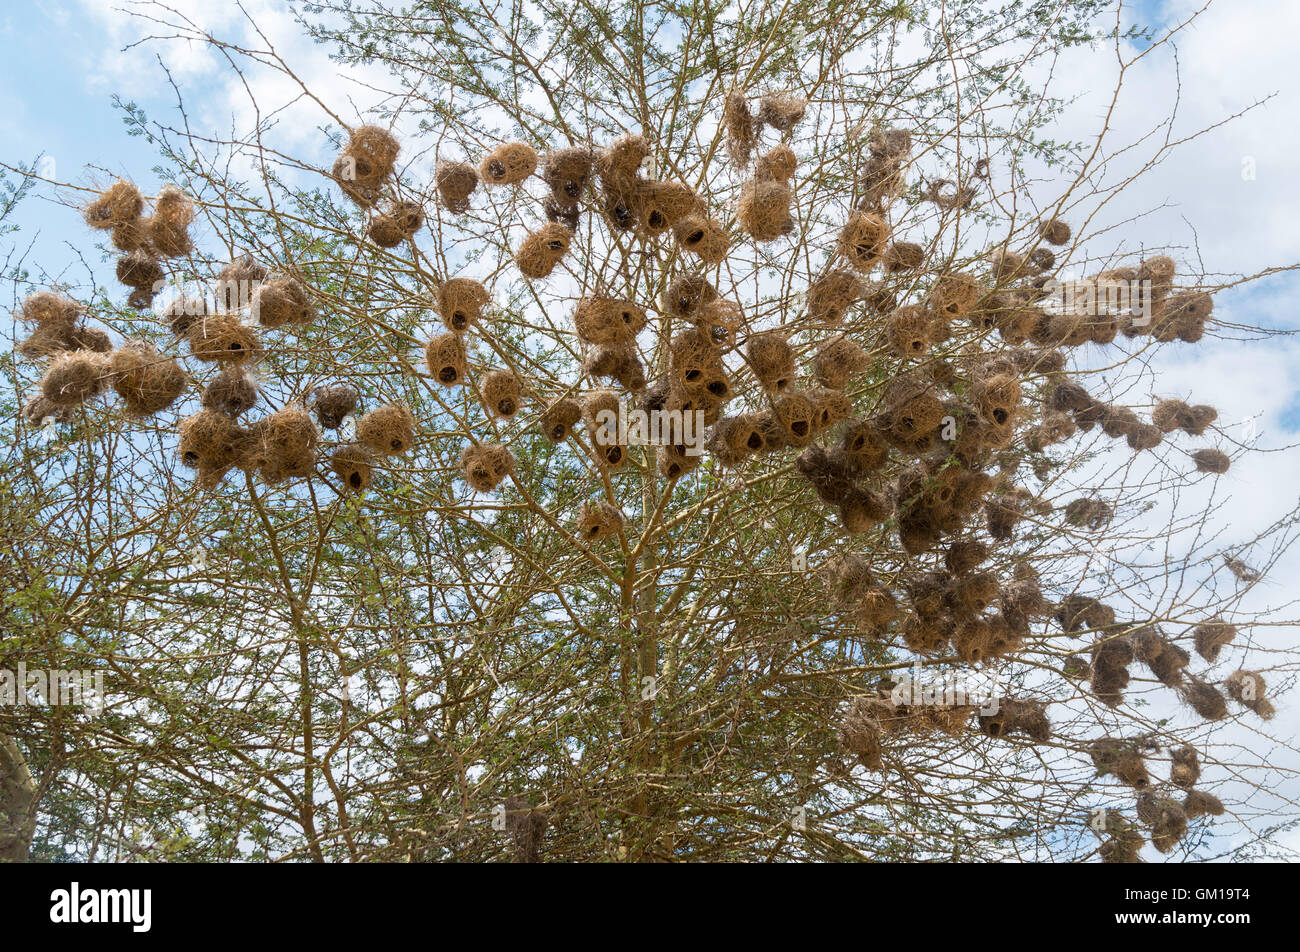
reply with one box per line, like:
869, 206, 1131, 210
3, 0, 1297, 860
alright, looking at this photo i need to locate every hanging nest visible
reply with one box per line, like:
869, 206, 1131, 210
692, 298, 742, 348
984, 490, 1027, 542
806, 269, 863, 325
1090, 737, 1153, 789
574, 296, 646, 346
18, 320, 104, 360
900, 615, 949, 654
636, 180, 699, 235
673, 214, 729, 263
436, 277, 490, 333
884, 305, 931, 358
1136, 793, 1188, 855
310, 382, 359, 429
857, 153, 907, 212
186, 314, 262, 365
922, 178, 977, 211
929, 273, 982, 321
737, 179, 793, 242
661, 274, 718, 321
426, 332, 468, 386
540, 397, 582, 442
1099, 824, 1146, 864
356, 403, 416, 456
952, 616, 994, 663
840, 486, 891, 533
754, 144, 796, 183
177, 409, 250, 484
710, 415, 767, 466
1000, 575, 1049, 620
21, 394, 75, 426
331, 444, 375, 493
883, 241, 926, 273
1026, 410, 1077, 452
84, 179, 144, 230
1057, 595, 1116, 634
15, 290, 81, 330
771, 391, 815, 446
1063, 497, 1112, 530
1164, 291, 1213, 342
978, 699, 1051, 743
252, 406, 319, 484
809, 335, 865, 390
164, 295, 211, 337
367, 200, 424, 247
1183, 790, 1224, 820
480, 142, 538, 186
214, 254, 268, 313
794, 445, 856, 503
880, 374, 944, 443
1098, 404, 1138, 440
1138, 254, 1176, 292
540, 147, 594, 206
434, 159, 478, 214
746, 331, 794, 394
1224, 669, 1275, 720
108, 343, 186, 416
252, 276, 317, 329
576, 500, 623, 542
1026, 247, 1056, 274
723, 88, 757, 167
481, 368, 522, 417
1126, 422, 1163, 452
668, 328, 725, 394
583, 389, 628, 468
808, 386, 852, 432
503, 795, 549, 864
854, 582, 899, 632
946, 571, 999, 617
1154, 399, 1217, 436
39, 350, 109, 407
1179, 677, 1228, 721
836, 210, 889, 272
333, 125, 400, 207
597, 133, 650, 181
109, 217, 150, 253
1169, 745, 1200, 789
837, 420, 888, 475
658, 442, 701, 480
1047, 380, 1093, 413
1192, 448, 1230, 474
116, 250, 164, 291
544, 195, 582, 231
756, 93, 806, 133
515, 222, 571, 279
142, 185, 196, 258
1191, 617, 1235, 666
203, 367, 260, 418
460, 443, 516, 492
839, 696, 887, 770
944, 539, 989, 575
1038, 218, 1071, 246
583, 344, 646, 392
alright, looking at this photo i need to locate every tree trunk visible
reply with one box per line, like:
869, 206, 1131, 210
0, 735, 37, 863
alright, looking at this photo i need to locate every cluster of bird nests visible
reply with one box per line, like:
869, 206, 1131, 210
15, 169, 415, 497
1088, 739, 1226, 861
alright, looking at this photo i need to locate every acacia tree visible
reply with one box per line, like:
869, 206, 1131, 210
2, 0, 1298, 862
